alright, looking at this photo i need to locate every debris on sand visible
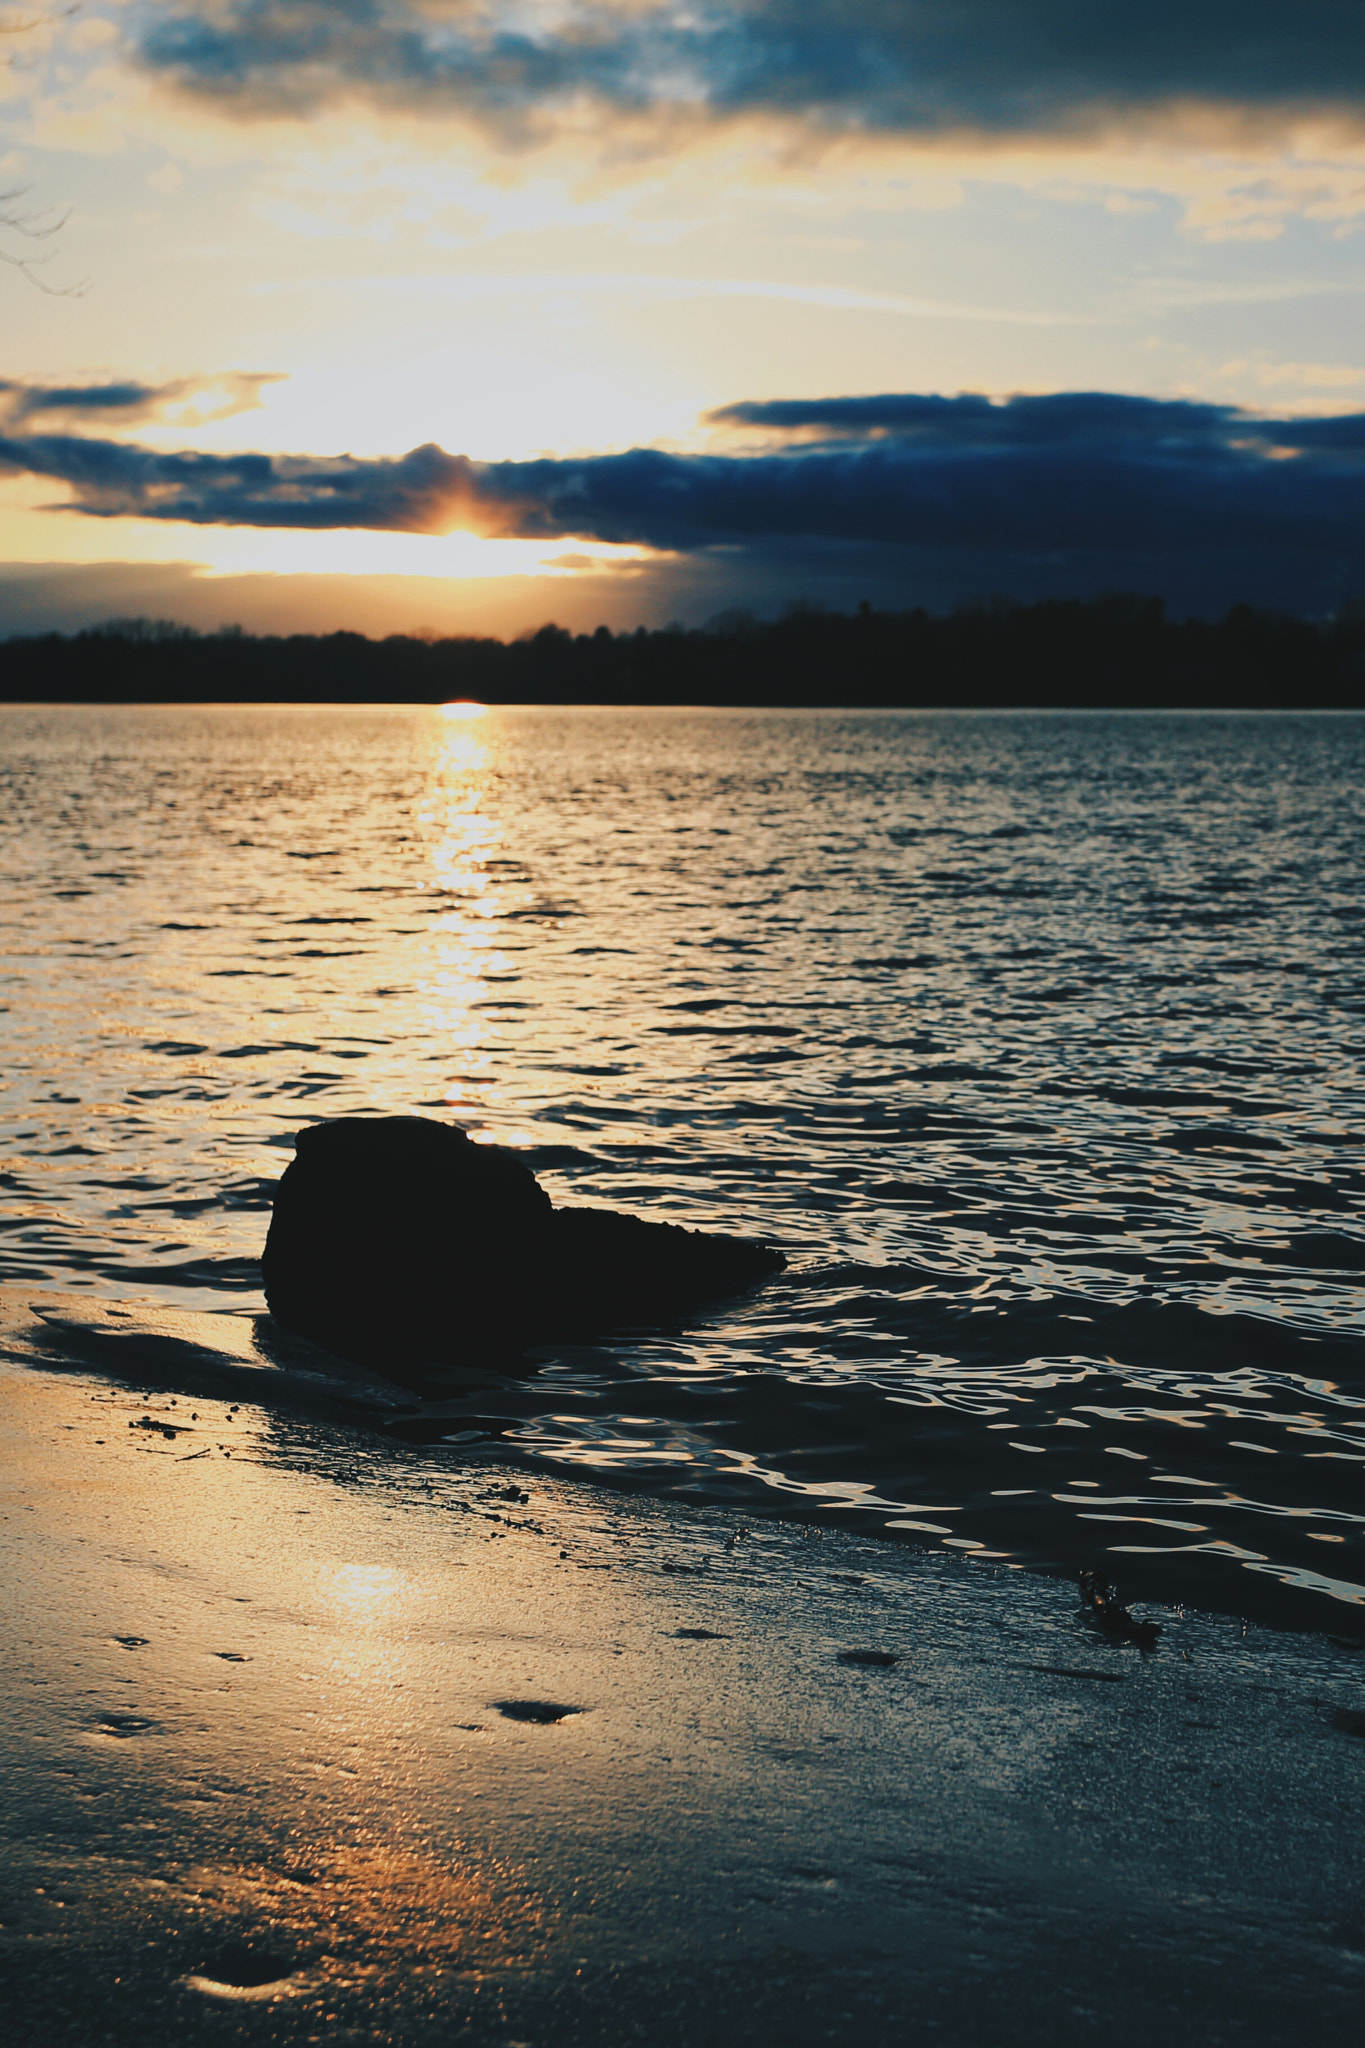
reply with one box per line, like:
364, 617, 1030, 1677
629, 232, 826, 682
1022, 1664, 1127, 1684
1079, 1568, 1161, 1649
491, 1700, 585, 1725
184, 1939, 300, 2000
129, 1414, 181, 1440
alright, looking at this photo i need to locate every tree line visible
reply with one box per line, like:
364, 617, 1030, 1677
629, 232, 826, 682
4, 595, 1365, 707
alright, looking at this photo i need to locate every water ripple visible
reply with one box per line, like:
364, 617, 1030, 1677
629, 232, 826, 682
2, 704, 1362, 1628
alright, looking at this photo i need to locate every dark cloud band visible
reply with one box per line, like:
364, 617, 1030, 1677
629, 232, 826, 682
0, 380, 166, 417
133, 1, 1365, 137
709, 390, 1365, 451
2, 393, 1364, 572
0, 432, 479, 531
0, 373, 280, 429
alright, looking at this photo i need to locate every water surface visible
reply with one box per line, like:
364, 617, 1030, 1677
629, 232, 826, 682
3, 703, 1363, 1629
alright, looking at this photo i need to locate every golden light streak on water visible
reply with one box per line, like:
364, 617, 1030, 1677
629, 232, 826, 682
415, 708, 509, 1116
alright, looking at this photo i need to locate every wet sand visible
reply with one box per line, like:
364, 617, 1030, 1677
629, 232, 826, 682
2, 1287, 1364, 2046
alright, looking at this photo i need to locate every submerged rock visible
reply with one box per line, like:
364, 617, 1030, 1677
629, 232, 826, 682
261, 1115, 784, 1376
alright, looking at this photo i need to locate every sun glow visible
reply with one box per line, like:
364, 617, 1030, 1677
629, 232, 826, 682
0, 481, 656, 582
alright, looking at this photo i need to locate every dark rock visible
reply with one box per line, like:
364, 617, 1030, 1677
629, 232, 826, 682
261, 1115, 784, 1377
549, 1204, 783, 1328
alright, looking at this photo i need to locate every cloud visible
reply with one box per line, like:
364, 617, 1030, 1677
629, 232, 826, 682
1251, 362, 1365, 392
706, 389, 1365, 453
0, 381, 167, 424
0, 430, 481, 529
0, 371, 282, 428
2, 389, 1363, 615
132, 2, 1365, 143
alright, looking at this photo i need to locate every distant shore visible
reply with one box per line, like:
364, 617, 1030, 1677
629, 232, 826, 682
4, 596, 1365, 708
3, 1285, 1365, 2046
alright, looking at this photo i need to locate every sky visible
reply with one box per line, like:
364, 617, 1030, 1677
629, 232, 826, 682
2, 1, 1365, 636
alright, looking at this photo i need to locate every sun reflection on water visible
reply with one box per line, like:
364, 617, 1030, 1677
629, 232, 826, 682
414, 706, 512, 1119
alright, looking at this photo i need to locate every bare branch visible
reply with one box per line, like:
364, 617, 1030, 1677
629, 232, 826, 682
0, 186, 72, 238
0, 237, 88, 292
1, 6, 87, 292
0, 8, 79, 37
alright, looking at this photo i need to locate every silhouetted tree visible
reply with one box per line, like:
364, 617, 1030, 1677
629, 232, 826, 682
4, 595, 1364, 708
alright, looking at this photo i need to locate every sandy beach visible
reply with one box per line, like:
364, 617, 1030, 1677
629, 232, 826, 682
2, 1285, 1363, 2046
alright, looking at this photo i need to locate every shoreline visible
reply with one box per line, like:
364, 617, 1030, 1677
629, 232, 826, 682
7, 1283, 1362, 1643
3, 1289, 1365, 2043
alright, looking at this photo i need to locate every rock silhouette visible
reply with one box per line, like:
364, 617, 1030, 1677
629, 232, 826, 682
262, 1116, 784, 1378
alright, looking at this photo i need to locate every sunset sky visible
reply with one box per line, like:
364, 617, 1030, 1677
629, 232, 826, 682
3, 2, 1365, 636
